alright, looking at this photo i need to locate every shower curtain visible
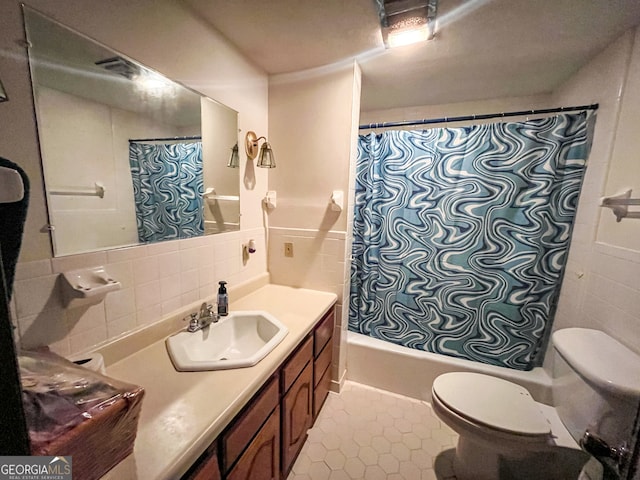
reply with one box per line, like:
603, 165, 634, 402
349, 112, 593, 370
129, 141, 204, 243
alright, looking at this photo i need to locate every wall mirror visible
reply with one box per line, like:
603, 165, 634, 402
23, 6, 240, 257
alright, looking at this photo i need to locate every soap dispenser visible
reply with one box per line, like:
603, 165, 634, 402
217, 281, 228, 316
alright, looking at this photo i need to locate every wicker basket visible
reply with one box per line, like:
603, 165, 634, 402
20, 350, 145, 480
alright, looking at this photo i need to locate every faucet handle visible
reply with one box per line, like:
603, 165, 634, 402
184, 312, 199, 331
207, 303, 221, 322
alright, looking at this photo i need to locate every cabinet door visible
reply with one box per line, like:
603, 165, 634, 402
183, 445, 222, 480
221, 376, 279, 472
227, 408, 280, 480
281, 362, 313, 477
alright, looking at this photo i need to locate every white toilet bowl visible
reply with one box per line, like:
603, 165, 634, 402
431, 329, 640, 480
431, 372, 580, 480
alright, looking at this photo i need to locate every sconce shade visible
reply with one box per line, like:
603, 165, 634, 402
227, 143, 239, 168
257, 142, 276, 168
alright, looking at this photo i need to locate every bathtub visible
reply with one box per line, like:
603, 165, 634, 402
346, 331, 553, 405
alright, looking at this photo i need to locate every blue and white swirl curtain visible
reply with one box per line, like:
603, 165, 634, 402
349, 113, 593, 370
129, 142, 204, 243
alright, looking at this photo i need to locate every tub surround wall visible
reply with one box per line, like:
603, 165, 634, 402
267, 62, 362, 391
596, 27, 640, 252
551, 27, 640, 356
549, 29, 640, 478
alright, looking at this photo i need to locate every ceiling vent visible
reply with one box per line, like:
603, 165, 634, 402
94, 56, 140, 80
376, 0, 438, 48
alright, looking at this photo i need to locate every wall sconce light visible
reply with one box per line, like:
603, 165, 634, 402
227, 143, 239, 168
245, 131, 276, 168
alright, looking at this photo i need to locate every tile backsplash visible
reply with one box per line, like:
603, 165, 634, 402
11, 228, 267, 357
267, 226, 349, 388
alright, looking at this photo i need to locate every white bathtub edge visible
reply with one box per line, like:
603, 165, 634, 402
346, 331, 553, 405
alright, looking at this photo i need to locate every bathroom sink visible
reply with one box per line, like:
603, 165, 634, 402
166, 311, 289, 372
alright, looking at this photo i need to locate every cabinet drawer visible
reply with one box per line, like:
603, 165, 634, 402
222, 375, 279, 472
313, 363, 332, 419
313, 309, 335, 357
281, 335, 312, 393
227, 408, 280, 480
314, 341, 332, 388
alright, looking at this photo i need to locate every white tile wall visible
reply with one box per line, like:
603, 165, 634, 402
268, 226, 349, 389
552, 28, 640, 359
11, 228, 267, 357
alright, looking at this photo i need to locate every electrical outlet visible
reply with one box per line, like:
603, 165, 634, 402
284, 242, 294, 257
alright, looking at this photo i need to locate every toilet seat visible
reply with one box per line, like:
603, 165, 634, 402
432, 372, 551, 438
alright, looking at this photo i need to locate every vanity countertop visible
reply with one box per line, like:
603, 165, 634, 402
101, 284, 337, 480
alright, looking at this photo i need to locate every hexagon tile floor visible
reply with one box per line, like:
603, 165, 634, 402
287, 381, 459, 480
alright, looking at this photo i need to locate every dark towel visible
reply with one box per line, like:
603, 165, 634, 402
0, 157, 30, 298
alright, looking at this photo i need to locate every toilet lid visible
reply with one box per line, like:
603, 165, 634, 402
433, 372, 551, 437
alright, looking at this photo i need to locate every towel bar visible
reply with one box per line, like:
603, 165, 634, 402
600, 189, 640, 222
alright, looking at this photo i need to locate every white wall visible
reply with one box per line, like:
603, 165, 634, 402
201, 97, 240, 232
359, 94, 555, 128
267, 62, 362, 388
596, 29, 640, 251
552, 28, 640, 357
1, 0, 270, 356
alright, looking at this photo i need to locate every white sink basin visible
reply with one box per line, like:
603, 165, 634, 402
166, 311, 289, 371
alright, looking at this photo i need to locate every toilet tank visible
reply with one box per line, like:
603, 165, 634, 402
552, 328, 640, 450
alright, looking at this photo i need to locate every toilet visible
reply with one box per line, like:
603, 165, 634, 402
431, 328, 640, 480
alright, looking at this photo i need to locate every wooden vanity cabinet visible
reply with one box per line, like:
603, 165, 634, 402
183, 306, 335, 480
227, 409, 280, 480
313, 309, 334, 419
280, 338, 314, 477
221, 376, 279, 472
183, 444, 222, 480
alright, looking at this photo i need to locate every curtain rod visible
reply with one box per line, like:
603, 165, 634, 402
358, 104, 599, 130
128, 135, 202, 142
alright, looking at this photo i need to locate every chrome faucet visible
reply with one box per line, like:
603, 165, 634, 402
185, 303, 219, 332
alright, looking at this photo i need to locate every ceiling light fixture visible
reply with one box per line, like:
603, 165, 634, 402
377, 0, 438, 49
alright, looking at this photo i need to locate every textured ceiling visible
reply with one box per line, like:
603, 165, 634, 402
182, 0, 640, 111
